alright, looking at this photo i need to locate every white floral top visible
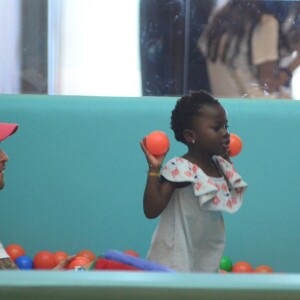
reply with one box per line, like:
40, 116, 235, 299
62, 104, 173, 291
146, 156, 247, 273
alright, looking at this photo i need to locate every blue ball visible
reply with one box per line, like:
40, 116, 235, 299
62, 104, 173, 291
15, 255, 33, 270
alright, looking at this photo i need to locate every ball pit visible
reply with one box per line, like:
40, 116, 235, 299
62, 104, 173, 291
219, 255, 274, 274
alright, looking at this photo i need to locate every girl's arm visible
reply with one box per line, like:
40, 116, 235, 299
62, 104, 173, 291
143, 172, 175, 219
140, 140, 175, 219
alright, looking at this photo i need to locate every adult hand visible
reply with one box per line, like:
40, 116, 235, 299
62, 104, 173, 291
52, 255, 76, 270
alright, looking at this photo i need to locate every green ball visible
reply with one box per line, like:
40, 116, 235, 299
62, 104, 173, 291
220, 255, 233, 272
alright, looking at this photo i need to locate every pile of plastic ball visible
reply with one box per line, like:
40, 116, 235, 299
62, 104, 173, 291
220, 255, 274, 273
5, 244, 139, 270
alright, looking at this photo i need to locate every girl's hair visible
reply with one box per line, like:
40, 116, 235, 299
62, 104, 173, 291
204, 0, 289, 67
171, 90, 219, 143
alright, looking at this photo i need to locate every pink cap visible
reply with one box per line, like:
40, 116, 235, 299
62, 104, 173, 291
0, 123, 18, 142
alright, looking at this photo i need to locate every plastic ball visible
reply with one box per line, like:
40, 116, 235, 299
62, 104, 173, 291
54, 251, 69, 265
123, 250, 139, 257
33, 251, 56, 269
5, 244, 26, 261
76, 250, 96, 262
232, 261, 254, 273
67, 256, 90, 269
15, 255, 33, 270
255, 265, 273, 273
220, 255, 233, 272
145, 131, 170, 156
229, 133, 243, 157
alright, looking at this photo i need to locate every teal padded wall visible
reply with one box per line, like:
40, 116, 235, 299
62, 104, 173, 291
0, 94, 300, 272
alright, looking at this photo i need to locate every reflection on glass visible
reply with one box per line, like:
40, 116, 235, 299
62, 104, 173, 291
199, 0, 300, 99
0, 0, 300, 99
0, 0, 21, 93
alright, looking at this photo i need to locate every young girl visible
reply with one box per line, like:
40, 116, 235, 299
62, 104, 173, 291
140, 90, 247, 272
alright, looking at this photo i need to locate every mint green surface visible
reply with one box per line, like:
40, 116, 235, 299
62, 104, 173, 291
1, 95, 300, 273
0, 272, 300, 300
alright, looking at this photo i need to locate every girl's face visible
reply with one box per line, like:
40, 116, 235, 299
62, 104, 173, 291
189, 103, 230, 156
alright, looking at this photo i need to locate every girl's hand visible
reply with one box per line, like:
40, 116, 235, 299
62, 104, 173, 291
140, 138, 168, 169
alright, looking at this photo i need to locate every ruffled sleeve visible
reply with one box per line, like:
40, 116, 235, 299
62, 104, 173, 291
161, 157, 247, 213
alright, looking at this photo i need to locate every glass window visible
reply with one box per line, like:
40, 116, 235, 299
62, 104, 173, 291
1, 0, 300, 99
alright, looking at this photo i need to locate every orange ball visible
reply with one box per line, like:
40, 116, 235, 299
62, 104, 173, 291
229, 133, 243, 157
232, 261, 254, 273
54, 251, 69, 265
5, 244, 26, 261
67, 256, 90, 269
33, 251, 56, 269
145, 131, 170, 156
123, 249, 139, 257
76, 249, 96, 262
255, 265, 273, 273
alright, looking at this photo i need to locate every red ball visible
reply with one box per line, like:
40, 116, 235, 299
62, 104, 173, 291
229, 133, 243, 157
255, 265, 273, 273
33, 251, 56, 269
54, 251, 69, 265
76, 249, 96, 263
67, 256, 90, 269
232, 261, 254, 273
5, 244, 26, 261
145, 131, 170, 156
123, 249, 139, 257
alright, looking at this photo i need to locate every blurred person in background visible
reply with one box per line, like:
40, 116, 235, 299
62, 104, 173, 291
198, 0, 300, 99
